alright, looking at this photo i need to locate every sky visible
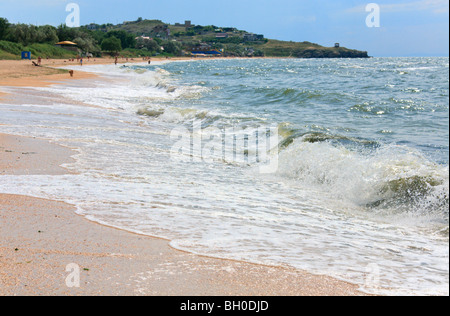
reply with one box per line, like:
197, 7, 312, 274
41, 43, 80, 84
0, 0, 448, 57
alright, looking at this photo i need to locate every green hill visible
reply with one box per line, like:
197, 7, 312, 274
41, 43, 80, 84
254, 40, 369, 58
0, 17, 369, 59
106, 19, 368, 58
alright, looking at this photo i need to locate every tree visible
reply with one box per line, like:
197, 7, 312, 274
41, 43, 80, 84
57, 24, 82, 42
254, 49, 264, 57
90, 30, 107, 45
0, 18, 9, 40
162, 41, 182, 55
74, 36, 100, 54
7, 24, 38, 45
106, 30, 136, 49
101, 36, 122, 54
135, 37, 161, 53
36, 25, 58, 44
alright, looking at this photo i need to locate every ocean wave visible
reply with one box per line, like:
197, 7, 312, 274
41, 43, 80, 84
276, 139, 449, 228
279, 130, 379, 149
251, 87, 328, 105
349, 99, 434, 115
137, 105, 212, 124
373, 175, 449, 219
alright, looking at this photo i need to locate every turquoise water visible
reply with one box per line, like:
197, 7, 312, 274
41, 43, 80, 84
135, 57, 449, 223
143, 57, 449, 165
0, 57, 448, 295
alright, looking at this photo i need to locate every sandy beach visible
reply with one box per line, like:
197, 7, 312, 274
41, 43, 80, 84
0, 60, 97, 87
0, 58, 368, 296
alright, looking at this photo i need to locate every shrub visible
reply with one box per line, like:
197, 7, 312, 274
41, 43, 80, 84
101, 36, 122, 54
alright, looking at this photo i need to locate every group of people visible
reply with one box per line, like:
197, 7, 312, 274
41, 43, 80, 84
114, 56, 152, 65
35, 55, 155, 68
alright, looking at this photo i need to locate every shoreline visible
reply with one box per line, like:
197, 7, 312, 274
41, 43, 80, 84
0, 59, 368, 296
0, 57, 266, 89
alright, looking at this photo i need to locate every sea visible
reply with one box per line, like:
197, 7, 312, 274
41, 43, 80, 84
0, 57, 448, 295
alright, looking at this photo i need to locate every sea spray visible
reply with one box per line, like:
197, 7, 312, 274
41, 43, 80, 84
277, 138, 449, 224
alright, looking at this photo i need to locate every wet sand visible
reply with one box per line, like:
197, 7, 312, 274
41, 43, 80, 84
0, 60, 368, 296
0, 134, 75, 176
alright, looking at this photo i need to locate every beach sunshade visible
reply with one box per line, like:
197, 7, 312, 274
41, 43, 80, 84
55, 41, 78, 45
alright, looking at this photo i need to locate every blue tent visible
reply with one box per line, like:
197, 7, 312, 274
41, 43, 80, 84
21, 51, 31, 60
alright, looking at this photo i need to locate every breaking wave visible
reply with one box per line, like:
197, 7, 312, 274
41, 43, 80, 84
277, 137, 449, 231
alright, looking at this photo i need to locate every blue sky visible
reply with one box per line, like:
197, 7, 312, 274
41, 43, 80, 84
1, 0, 448, 57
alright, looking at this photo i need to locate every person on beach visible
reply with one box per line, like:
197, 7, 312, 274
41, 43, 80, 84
115, 56, 118, 65
38, 57, 42, 66
80, 58, 83, 66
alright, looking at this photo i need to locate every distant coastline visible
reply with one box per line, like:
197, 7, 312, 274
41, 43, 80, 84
0, 17, 368, 60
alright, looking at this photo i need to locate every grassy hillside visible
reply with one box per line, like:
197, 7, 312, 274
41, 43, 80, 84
109, 19, 368, 58
117, 20, 166, 34
0, 41, 77, 60
248, 40, 368, 58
